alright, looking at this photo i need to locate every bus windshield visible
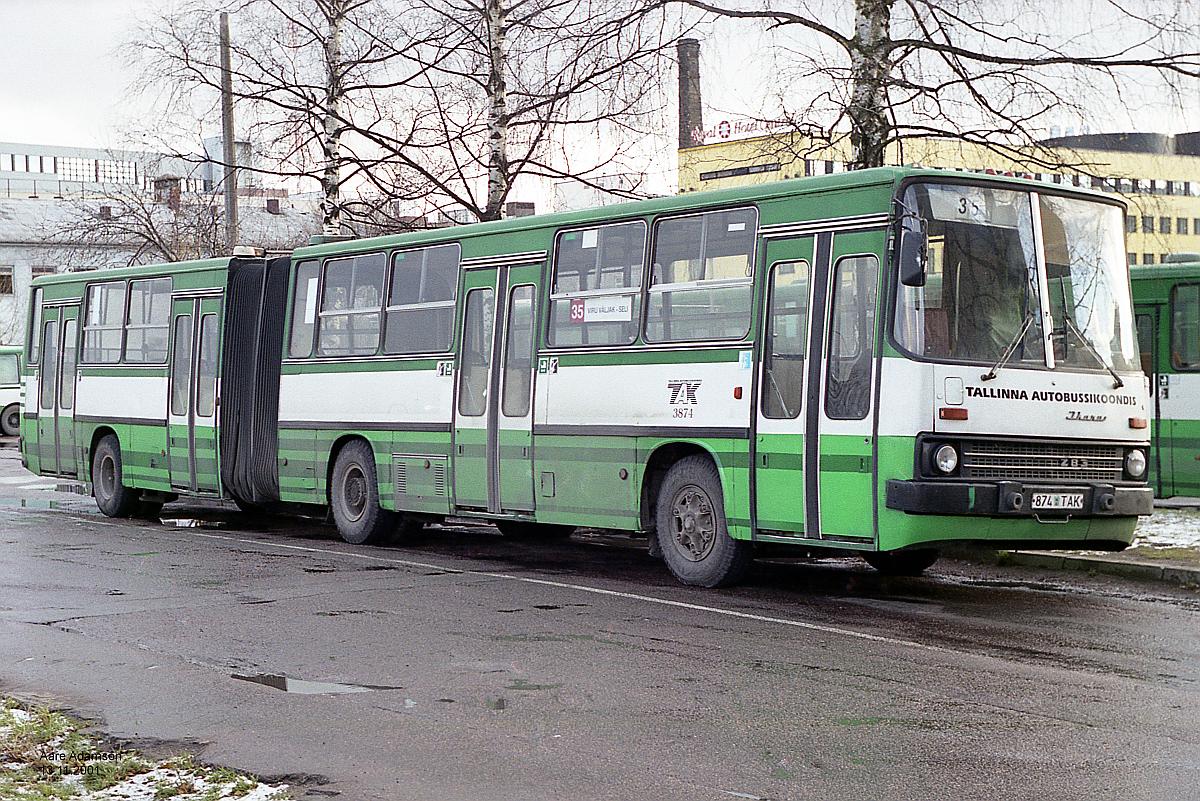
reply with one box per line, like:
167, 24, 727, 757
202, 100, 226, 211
894, 183, 1138, 373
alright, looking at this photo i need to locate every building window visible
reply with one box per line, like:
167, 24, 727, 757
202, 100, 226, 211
1160, 216, 1171, 234
1194, 218, 1200, 235
0, 266, 12, 295
1162, 253, 1171, 264
1128, 253, 1137, 266
1142, 216, 1154, 234
1126, 215, 1137, 233
1143, 253, 1155, 265
1179, 218, 1190, 235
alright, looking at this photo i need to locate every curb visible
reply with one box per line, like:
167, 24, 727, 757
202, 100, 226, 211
998, 550, 1200, 588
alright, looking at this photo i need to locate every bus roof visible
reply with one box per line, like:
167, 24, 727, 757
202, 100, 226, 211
29, 257, 237, 289
294, 165, 1119, 261
1131, 262, 1200, 282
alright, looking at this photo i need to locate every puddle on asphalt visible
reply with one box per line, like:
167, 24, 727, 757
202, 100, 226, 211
231, 673, 402, 694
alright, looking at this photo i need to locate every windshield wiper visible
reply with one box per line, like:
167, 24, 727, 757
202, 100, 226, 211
981, 311, 1036, 382
1057, 312, 1125, 389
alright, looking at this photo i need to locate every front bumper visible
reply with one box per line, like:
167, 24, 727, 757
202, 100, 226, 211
886, 479, 1153, 517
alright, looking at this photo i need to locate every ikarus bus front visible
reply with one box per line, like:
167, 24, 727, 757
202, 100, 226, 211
880, 178, 1152, 563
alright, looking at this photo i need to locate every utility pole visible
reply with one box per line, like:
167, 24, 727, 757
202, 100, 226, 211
219, 11, 238, 252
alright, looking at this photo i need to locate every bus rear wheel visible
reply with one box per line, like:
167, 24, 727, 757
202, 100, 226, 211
92, 434, 139, 517
1, 404, 18, 437
862, 548, 940, 576
330, 440, 396, 545
655, 455, 751, 588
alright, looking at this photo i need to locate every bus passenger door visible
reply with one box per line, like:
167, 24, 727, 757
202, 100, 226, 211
168, 296, 223, 494
1136, 306, 1166, 495
54, 307, 79, 476
452, 263, 541, 514
817, 231, 883, 540
36, 309, 60, 474
754, 237, 814, 535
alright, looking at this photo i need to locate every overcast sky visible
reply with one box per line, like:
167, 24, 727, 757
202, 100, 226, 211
1, 1, 1196, 157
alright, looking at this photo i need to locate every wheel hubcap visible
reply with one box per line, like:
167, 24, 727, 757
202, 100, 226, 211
670, 484, 716, 562
99, 455, 116, 499
342, 465, 368, 522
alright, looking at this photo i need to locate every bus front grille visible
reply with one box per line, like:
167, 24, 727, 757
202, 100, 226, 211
958, 440, 1125, 483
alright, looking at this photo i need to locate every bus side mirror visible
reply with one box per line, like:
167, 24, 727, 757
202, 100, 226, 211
898, 226, 927, 287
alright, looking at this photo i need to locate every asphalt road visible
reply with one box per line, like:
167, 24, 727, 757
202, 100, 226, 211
1, 442, 1198, 801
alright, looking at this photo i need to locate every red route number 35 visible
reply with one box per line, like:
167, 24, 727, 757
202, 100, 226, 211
569, 297, 585, 323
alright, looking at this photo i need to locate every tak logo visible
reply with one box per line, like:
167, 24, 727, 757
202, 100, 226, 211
668, 380, 702, 405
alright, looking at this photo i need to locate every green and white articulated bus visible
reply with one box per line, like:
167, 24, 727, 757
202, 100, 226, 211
1131, 257, 1200, 498
20, 167, 1154, 587
0, 345, 21, 436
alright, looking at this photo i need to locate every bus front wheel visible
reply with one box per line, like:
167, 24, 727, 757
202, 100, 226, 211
92, 435, 139, 517
330, 441, 397, 545
655, 456, 751, 588
1, 404, 18, 437
862, 549, 940, 576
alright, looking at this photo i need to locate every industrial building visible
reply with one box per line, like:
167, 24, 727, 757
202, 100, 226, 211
674, 40, 1200, 265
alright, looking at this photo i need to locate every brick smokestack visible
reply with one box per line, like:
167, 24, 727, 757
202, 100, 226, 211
677, 38, 703, 149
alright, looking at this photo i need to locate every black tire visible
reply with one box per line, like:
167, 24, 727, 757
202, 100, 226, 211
862, 548, 940, 576
655, 455, 751, 588
234, 496, 267, 517
496, 520, 575, 540
1, 404, 18, 437
92, 434, 139, 517
329, 440, 396, 545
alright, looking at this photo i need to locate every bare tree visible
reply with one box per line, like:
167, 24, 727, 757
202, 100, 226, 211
667, 0, 1200, 172
133, 0, 685, 229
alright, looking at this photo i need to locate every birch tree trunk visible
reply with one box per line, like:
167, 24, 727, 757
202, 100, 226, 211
321, 0, 346, 236
483, 0, 509, 221
847, 0, 893, 169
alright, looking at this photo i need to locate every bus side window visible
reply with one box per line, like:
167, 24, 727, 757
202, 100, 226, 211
288, 261, 319, 358
646, 207, 757, 343
825, 255, 878, 420
548, 221, 645, 347
316, 253, 385, 357
28, 288, 43, 364
82, 281, 126, 364
125, 277, 172, 364
762, 261, 810, 419
1172, 283, 1200, 370
384, 243, 460, 354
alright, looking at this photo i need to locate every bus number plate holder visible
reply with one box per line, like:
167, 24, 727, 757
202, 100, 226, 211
1030, 492, 1085, 511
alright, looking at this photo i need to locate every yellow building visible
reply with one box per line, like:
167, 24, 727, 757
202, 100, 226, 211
677, 129, 1200, 266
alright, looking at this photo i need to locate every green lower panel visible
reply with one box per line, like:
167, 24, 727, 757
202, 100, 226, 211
452, 426, 489, 508
874, 436, 1137, 551
497, 428, 534, 512
754, 433, 805, 534
818, 434, 874, 539
535, 435, 639, 529
1167, 418, 1200, 497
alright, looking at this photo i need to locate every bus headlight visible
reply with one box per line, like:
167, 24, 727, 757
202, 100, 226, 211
933, 444, 958, 474
1124, 449, 1147, 479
